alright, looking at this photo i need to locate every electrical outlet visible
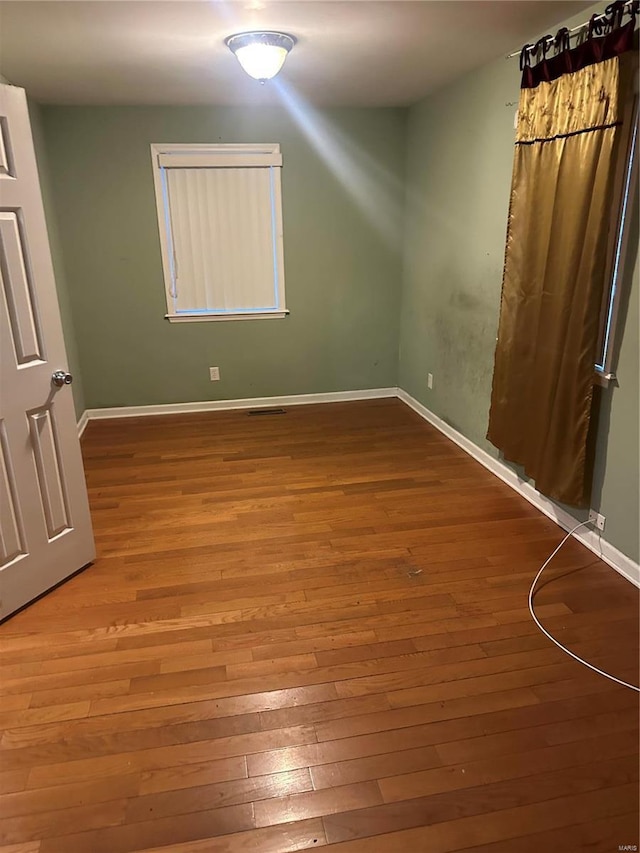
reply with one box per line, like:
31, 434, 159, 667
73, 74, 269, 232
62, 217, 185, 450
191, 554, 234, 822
209, 367, 220, 381
427, 373, 433, 390
588, 510, 606, 531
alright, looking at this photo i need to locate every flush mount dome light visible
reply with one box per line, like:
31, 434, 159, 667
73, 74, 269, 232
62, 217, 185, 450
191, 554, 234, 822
225, 31, 296, 82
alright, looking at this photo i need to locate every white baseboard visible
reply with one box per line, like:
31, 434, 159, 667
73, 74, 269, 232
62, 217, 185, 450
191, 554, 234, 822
397, 388, 640, 589
77, 410, 89, 437
79, 387, 398, 423
75, 385, 638, 587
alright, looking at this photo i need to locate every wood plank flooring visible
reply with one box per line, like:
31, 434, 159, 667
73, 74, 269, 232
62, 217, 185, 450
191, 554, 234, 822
0, 398, 638, 852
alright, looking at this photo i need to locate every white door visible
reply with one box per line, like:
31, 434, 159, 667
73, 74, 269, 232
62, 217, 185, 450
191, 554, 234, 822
0, 84, 95, 621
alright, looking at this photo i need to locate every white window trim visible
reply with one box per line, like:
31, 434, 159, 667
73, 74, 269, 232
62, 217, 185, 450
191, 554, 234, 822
594, 89, 638, 387
150, 143, 288, 323
166, 311, 288, 323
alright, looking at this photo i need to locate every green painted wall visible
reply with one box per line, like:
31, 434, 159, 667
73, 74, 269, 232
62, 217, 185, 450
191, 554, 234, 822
40, 105, 406, 408
28, 100, 86, 419
399, 35, 639, 561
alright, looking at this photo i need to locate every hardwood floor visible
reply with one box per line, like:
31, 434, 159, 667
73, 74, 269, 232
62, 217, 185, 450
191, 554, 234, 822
0, 398, 638, 852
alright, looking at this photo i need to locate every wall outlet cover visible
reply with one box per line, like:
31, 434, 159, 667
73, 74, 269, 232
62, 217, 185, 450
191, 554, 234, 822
588, 509, 606, 531
209, 367, 220, 381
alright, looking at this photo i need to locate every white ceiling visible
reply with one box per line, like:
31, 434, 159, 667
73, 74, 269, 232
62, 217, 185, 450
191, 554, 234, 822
0, 1, 592, 107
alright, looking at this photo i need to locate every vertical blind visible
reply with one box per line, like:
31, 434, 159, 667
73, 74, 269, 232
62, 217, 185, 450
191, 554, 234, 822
164, 166, 279, 314
153, 145, 286, 319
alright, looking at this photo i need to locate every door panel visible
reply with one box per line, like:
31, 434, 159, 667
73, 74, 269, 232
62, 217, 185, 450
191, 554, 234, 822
0, 118, 13, 177
0, 422, 25, 565
0, 210, 44, 364
0, 84, 95, 620
28, 407, 71, 539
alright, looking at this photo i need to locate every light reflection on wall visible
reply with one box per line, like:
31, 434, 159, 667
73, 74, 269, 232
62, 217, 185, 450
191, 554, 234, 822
272, 77, 405, 250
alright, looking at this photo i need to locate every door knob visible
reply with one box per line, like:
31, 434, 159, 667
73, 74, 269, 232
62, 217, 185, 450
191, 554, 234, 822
52, 370, 73, 387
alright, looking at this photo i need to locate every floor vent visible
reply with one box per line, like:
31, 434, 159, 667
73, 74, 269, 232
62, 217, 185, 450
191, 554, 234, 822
247, 408, 287, 416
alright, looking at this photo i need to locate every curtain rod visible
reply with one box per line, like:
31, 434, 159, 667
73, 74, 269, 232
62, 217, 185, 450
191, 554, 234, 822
506, 0, 635, 58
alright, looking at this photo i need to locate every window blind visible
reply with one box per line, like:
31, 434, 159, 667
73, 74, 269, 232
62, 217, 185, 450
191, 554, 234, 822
164, 166, 281, 314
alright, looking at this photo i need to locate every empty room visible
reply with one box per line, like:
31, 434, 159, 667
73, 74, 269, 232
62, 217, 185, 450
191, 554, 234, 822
0, 0, 638, 850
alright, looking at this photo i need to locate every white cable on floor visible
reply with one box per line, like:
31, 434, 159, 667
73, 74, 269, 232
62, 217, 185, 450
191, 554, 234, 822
529, 519, 640, 693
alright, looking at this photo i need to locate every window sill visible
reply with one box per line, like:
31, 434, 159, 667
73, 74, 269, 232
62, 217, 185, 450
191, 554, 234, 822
165, 310, 289, 323
594, 370, 617, 388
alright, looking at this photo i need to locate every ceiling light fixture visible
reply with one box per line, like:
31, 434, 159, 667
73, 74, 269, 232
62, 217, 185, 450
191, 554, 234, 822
225, 31, 296, 82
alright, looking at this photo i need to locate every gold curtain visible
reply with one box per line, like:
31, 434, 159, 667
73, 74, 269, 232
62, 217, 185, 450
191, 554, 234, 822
487, 50, 633, 507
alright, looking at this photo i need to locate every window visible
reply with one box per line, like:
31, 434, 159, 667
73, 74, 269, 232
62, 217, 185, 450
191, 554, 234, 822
150, 143, 287, 322
595, 96, 638, 381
